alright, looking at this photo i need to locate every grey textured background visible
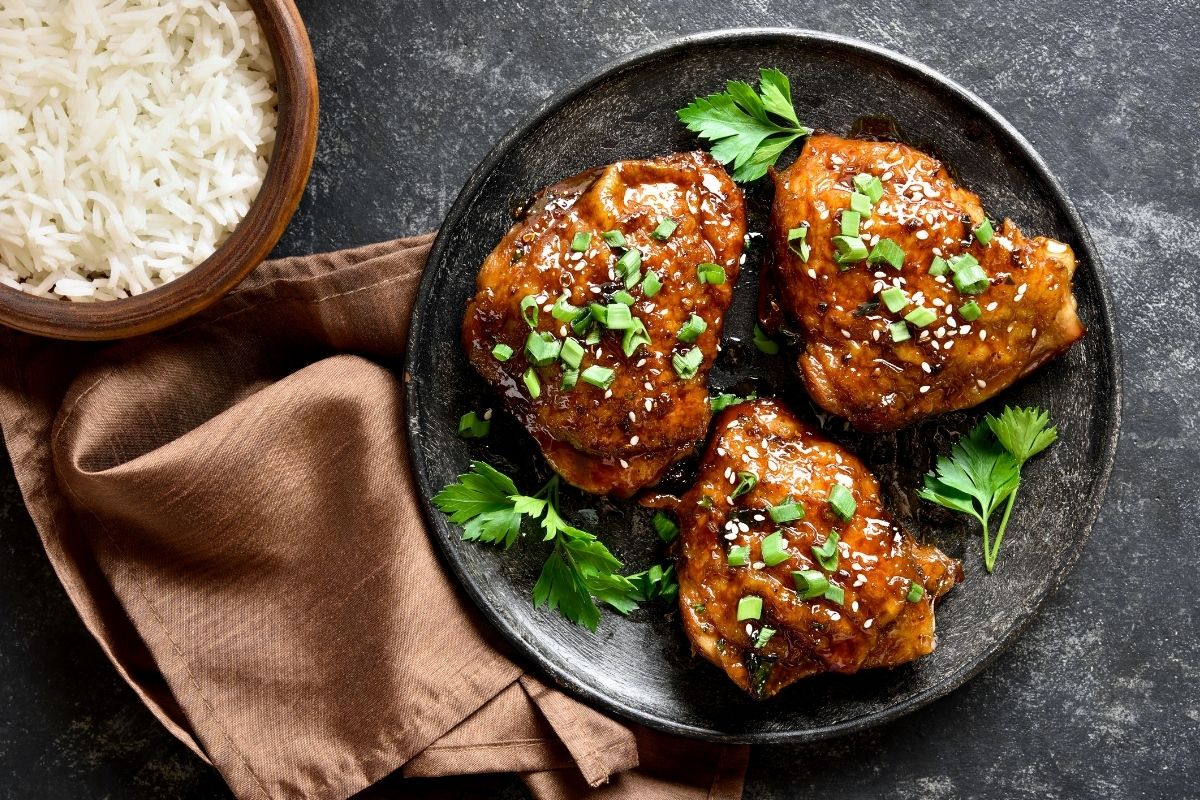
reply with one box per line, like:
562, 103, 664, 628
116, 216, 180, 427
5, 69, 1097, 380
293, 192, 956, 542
1, 1, 1196, 798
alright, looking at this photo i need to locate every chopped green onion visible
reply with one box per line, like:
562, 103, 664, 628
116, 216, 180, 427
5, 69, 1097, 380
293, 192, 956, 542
824, 583, 845, 606
559, 336, 585, 369
524, 331, 561, 366
946, 253, 979, 272
611, 290, 636, 306
832, 234, 868, 266
768, 498, 804, 523
652, 511, 678, 543
973, 219, 994, 245
929, 256, 949, 276
672, 347, 703, 380
727, 544, 750, 566
457, 411, 490, 438
754, 627, 776, 648
697, 262, 727, 284
792, 569, 829, 599
570, 307, 594, 336
849, 191, 872, 217
853, 173, 884, 204
731, 471, 758, 500
841, 209, 861, 237
552, 293, 580, 321
953, 263, 989, 294
677, 313, 707, 343
603, 303, 633, 330
640, 270, 662, 297
587, 302, 608, 326
621, 318, 651, 357
812, 531, 839, 572
651, 218, 678, 240
761, 530, 790, 567
710, 392, 754, 412
561, 368, 579, 391
585, 327, 602, 346
880, 287, 908, 313
753, 324, 780, 355
522, 368, 541, 399
580, 365, 615, 389
907, 582, 926, 602
603, 229, 626, 247
736, 596, 763, 621
787, 226, 811, 262
889, 320, 911, 343
491, 343, 514, 361
616, 248, 642, 285
570, 231, 592, 252
904, 306, 937, 328
958, 300, 983, 321
867, 237, 905, 270
519, 295, 539, 328
828, 483, 856, 521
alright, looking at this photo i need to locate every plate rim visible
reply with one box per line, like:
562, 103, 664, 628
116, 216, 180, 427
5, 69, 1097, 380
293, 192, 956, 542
404, 27, 1123, 743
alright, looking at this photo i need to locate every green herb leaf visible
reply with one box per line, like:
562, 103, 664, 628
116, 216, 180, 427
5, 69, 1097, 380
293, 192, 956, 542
438, 465, 642, 630
677, 68, 812, 182
917, 414, 1036, 572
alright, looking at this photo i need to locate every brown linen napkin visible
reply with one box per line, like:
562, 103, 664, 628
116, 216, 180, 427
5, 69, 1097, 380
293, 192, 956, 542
0, 234, 748, 800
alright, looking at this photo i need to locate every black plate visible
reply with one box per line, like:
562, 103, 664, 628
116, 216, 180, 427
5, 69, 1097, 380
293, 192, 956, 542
405, 29, 1121, 743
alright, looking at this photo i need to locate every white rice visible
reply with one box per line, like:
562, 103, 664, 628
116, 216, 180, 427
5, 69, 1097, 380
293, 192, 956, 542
0, 0, 277, 301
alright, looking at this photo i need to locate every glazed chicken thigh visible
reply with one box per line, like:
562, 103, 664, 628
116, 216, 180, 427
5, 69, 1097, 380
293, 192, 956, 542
464, 152, 746, 496
767, 133, 1085, 432
675, 399, 961, 698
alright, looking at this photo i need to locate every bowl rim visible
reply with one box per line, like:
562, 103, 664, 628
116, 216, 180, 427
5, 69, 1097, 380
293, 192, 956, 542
0, 0, 319, 341
405, 27, 1123, 743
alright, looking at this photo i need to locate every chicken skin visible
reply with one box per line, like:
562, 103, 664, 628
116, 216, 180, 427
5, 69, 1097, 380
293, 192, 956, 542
674, 398, 961, 698
767, 133, 1085, 432
464, 152, 746, 497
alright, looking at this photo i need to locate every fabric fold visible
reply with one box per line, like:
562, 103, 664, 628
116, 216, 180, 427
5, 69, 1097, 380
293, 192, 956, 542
0, 234, 748, 800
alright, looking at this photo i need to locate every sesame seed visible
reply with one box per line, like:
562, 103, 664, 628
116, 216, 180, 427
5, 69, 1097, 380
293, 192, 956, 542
752, 561, 765, 570
644, 381, 653, 391
934, 275, 947, 284
980, 329, 988, 340
644, 398, 653, 412
737, 522, 749, 533
629, 411, 636, 422
724, 532, 737, 541
915, 230, 929, 240
753, 514, 765, 522
745, 622, 754, 636
637, 358, 647, 367
864, 618, 873, 628
874, 271, 887, 279
807, 268, 818, 279
921, 362, 931, 373
630, 435, 639, 445
841, 329, 852, 339
919, 385, 930, 393
944, 339, 954, 350
947, 316, 957, 327
851, 600, 859, 612
932, 298, 945, 307
959, 325, 971, 335
604, 389, 612, 399
717, 447, 726, 457
619, 459, 628, 468
483, 408, 493, 420
1031, 327, 1038, 338
829, 612, 841, 621
986, 301, 999, 311
977, 379, 987, 389
872, 329, 881, 341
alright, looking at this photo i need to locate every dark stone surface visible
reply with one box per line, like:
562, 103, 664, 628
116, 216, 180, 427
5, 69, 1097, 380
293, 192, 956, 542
0, 1, 1195, 798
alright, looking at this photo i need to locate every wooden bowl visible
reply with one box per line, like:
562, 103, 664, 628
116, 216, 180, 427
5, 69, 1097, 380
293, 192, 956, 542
0, 0, 319, 341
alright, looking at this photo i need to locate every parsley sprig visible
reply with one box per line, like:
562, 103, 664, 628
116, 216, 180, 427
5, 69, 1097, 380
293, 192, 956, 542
433, 462, 646, 630
918, 407, 1058, 572
677, 68, 812, 182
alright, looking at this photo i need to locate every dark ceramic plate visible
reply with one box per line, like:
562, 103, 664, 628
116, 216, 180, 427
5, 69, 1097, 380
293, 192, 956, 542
405, 29, 1120, 742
